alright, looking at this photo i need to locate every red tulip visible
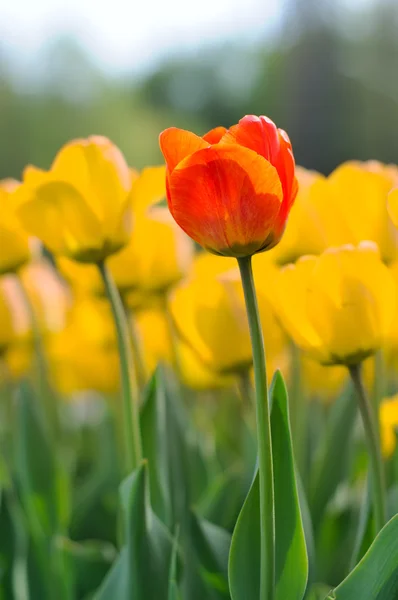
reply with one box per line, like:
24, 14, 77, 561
159, 115, 298, 257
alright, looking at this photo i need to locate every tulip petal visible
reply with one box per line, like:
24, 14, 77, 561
273, 257, 325, 360
159, 128, 209, 173
51, 136, 131, 227
222, 115, 298, 240
223, 115, 296, 196
17, 181, 104, 260
388, 188, 398, 228
130, 165, 166, 213
307, 243, 395, 364
168, 144, 283, 256
202, 126, 227, 144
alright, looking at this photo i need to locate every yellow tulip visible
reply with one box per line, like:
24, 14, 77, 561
380, 395, 398, 458
170, 257, 286, 375
108, 205, 194, 295
314, 162, 398, 263
134, 307, 173, 374
191, 252, 237, 278
171, 269, 252, 374
56, 166, 194, 297
48, 296, 119, 396
388, 188, 398, 229
17, 136, 134, 262
271, 242, 395, 366
2, 260, 71, 380
178, 340, 235, 391
0, 179, 32, 274
267, 167, 329, 264
57, 257, 104, 297
301, 356, 347, 403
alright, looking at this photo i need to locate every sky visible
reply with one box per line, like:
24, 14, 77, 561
0, 0, 281, 75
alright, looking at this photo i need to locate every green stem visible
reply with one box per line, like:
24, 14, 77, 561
122, 301, 147, 391
237, 256, 275, 600
349, 363, 386, 533
98, 262, 143, 473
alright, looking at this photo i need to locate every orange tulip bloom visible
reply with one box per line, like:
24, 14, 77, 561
159, 115, 298, 257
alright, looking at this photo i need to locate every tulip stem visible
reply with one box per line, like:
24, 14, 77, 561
122, 302, 147, 391
98, 261, 143, 473
238, 255, 275, 600
349, 362, 386, 533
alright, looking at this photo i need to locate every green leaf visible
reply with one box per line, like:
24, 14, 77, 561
309, 386, 356, 530
306, 584, 333, 600
271, 371, 308, 600
228, 371, 308, 600
57, 537, 116, 599
14, 381, 58, 534
140, 371, 172, 526
228, 469, 261, 599
94, 462, 175, 600
328, 514, 398, 600
190, 512, 231, 596
168, 529, 181, 600
0, 490, 16, 600
196, 468, 243, 531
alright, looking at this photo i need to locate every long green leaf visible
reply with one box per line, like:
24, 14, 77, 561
309, 386, 356, 530
271, 371, 308, 600
228, 470, 261, 599
327, 514, 398, 600
95, 462, 175, 600
229, 372, 308, 600
190, 512, 231, 597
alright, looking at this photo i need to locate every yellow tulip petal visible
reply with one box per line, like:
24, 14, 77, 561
108, 207, 194, 294
130, 165, 167, 214
273, 256, 325, 359
192, 252, 236, 279
388, 188, 398, 228
178, 341, 235, 390
328, 163, 397, 261
17, 181, 105, 261
306, 243, 395, 364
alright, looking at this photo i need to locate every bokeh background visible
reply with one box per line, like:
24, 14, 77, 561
1, 0, 397, 179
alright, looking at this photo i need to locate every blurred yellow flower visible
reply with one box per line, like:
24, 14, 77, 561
268, 167, 329, 264
191, 252, 237, 279
17, 136, 133, 263
380, 396, 398, 458
171, 270, 252, 374
0, 179, 32, 275
48, 296, 119, 396
170, 256, 286, 375
56, 166, 193, 298
135, 307, 173, 375
388, 187, 398, 229
20, 260, 71, 335
57, 256, 104, 296
108, 205, 194, 295
316, 161, 398, 263
271, 242, 395, 366
178, 340, 235, 391
2, 260, 71, 380
301, 356, 347, 403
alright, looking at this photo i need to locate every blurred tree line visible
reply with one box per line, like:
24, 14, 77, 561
1, 0, 397, 179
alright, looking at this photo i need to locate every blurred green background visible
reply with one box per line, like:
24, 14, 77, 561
1, 0, 397, 179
